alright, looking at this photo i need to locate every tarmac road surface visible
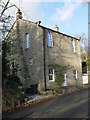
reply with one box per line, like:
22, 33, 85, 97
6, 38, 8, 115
3, 88, 89, 119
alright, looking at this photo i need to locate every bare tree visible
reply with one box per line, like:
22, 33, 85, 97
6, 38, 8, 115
0, 0, 18, 20
80, 33, 88, 61
0, 0, 19, 41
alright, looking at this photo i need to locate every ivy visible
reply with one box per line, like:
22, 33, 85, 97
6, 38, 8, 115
2, 41, 10, 77
48, 64, 70, 86
86, 60, 90, 71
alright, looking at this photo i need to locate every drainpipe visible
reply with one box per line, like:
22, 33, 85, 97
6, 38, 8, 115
43, 28, 47, 91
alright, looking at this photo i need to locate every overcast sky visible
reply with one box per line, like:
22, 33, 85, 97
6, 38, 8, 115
3, 0, 88, 37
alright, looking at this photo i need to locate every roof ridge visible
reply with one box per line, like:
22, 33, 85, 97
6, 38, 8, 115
4, 19, 80, 41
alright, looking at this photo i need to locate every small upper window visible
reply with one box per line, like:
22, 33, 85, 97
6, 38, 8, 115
12, 60, 17, 76
30, 59, 33, 65
47, 32, 53, 47
9, 41, 12, 54
72, 39, 76, 53
73, 70, 77, 80
25, 33, 29, 49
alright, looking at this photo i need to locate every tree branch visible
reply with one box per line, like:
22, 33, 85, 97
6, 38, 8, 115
0, 0, 10, 20
6, 4, 19, 10
0, 0, 19, 20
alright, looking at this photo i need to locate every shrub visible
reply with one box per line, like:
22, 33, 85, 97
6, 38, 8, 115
2, 75, 25, 112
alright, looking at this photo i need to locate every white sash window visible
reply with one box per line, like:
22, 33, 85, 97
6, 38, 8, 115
25, 33, 29, 49
72, 39, 76, 53
47, 32, 53, 47
49, 69, 54, 82
62, 74, 67, 86
73, 70, 77, 80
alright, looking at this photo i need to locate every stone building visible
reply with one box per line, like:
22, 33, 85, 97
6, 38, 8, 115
4, 9, 82, 93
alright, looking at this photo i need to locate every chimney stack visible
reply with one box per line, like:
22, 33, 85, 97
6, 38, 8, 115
16, 9, 22, 20
55, 24, 59, 32
36, 21, 41, 25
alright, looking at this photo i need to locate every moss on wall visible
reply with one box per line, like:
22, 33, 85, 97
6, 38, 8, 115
86, 60, 90, 71
48, 64, 69, 87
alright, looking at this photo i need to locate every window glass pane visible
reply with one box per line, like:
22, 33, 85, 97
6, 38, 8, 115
63, 74, 66, 81
49, 69, 53, 74
49, 69, 50, 74
73, 70, 77, 80
49, 75, 53, 81
30, 59, 33, 65
63, 74, 67, 86
47, 32, 53, 47
73, 70, 76, 74
72, 39, 76, 52
51, 75, 53, 80
82, 62, 87, 74
9, 41, 12, 54
25, 33, 29, 49
50, 69, 52, 74
63, 76, 65, 82
49, 75, 51, 80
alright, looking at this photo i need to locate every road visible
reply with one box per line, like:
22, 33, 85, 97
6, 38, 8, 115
3, 88, 89, 119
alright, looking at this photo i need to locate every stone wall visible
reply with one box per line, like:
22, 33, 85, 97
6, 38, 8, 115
44, 29, 82, 89
5, 19, 82, 91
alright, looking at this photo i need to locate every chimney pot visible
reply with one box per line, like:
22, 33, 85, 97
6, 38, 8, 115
16, 9, 22, 20
55, 24, 59, 32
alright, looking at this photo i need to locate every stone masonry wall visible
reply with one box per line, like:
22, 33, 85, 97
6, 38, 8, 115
5, 19, 82, 91
44, 29, 82, 89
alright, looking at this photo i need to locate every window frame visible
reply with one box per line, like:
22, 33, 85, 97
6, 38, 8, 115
30, 58, 33, 65
9, 41, 12, 54
82, 62, 87, 74
11, 60, 17, 76
49, 69, 54, 82
62, 74, 67, 86
25, 33, 30, 49
47, 31, 53, 47
73, 70, 77, 80
72, 38, 76, 53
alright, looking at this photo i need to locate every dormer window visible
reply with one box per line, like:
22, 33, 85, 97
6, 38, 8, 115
25, 33, 29, 49
47, 32, 53, 47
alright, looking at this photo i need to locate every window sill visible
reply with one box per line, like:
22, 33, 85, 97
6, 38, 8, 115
73, 51, 76, 53
25, 48, 29, 50
47, 46, 53, 48
49, 80, 54, 82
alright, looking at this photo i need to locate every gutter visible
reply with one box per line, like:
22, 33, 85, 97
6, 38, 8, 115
39, 25, 80, 41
